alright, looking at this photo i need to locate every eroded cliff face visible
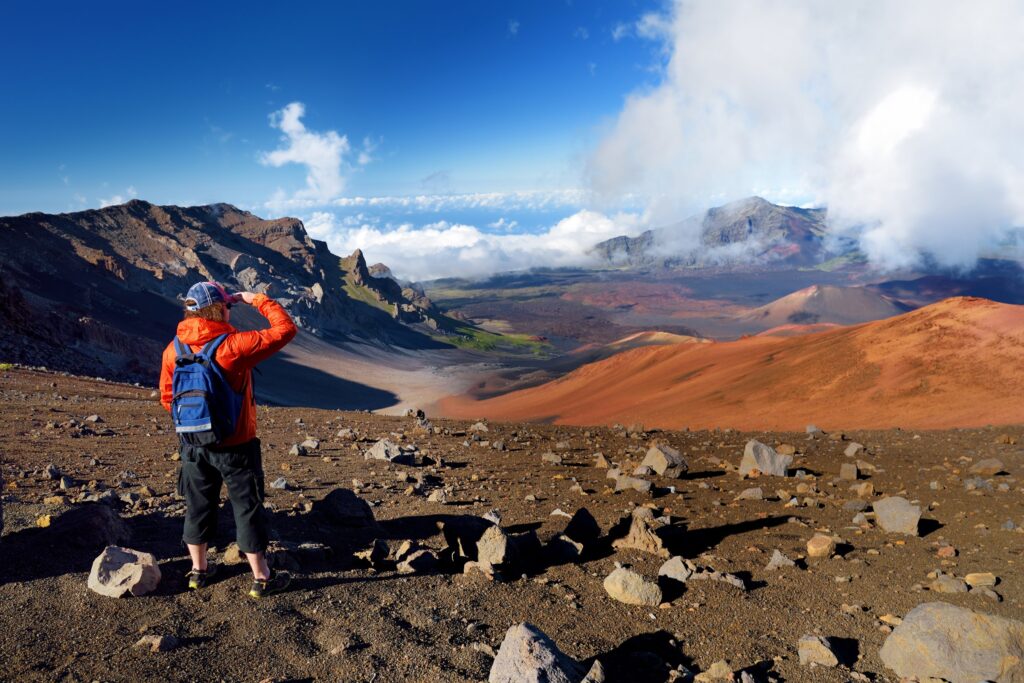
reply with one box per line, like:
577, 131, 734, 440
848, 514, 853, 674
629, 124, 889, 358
0, 200, 453, 381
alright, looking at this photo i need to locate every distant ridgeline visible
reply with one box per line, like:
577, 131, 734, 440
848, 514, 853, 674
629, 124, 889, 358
591, 196, 855, 270
0, 200, 465, 382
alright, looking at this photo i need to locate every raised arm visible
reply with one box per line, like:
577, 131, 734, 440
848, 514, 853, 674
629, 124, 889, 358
219, 293, 298, 370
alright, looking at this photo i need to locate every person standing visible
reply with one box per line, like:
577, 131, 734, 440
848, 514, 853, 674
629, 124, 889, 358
159, 282, 296, 598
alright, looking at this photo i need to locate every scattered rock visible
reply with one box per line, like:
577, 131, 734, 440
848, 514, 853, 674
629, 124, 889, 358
879, 602, 1024, 682
269, 477, 289, 490
765, 549, 796, 571
364, 438, 414, 465
734, 487, 763, 501
694, 660, 733, 682
488, 622, 584, 683
807, 534, 836, 559
929, 574, 969, 593
288, 444, 307, 457
839, 463, 859, 481
798, 634, 839, 667
542, 452, 563, 465
315, 488, 377, 527
873, 496, 921, 535
969, 458, 1005, 476
641, 443, 688, 478
844, 442, 864, 457
354, 539, 389, 568
614, 476, 652, 493
300, 438, 320, 451
397, 549, 437, 574
563, 507, 602, 546
739, 440, 792, 477
658, 556, 696, 584
87, 546, 161, 598
612, 512, 670, 558
603, 567, 663, 606
134, 634, 178, 652
965, 572, 997, 588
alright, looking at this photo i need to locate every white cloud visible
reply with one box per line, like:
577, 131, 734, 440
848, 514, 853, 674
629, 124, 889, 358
260, 102, 356, 207
574, 27, 589, 40
508, 19, 520, 36
266, 189, 592, 214
611, 22, 630, 41
588, 0, 1024, 270
302, 209, 643, 281
488, 217, 519, 231
98, 185, 137, 208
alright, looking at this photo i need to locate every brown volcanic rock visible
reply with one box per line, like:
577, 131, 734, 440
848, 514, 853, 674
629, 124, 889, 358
0, 200, 450, 382
440, 297, 1024, 430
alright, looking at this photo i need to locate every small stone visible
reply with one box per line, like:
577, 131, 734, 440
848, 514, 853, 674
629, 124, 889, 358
396, 549, 437, 574
734, 487, 763, 501
929, 575, 968, 593
873, 496, 921, 535
964, 572, 997, 588
839, 463, 859, 481
807, 534, 836, 559
134, 634, 178, 652
844, 442, 864, 457
969, 458, 1004, 476
658, 556, 696, 584
765, 549, 796, 571
300, 438, 320, 451
694, 660, 733, 682
936, 545, 957, 558
603, 567, 662, 606
798, 634, 839, 667
542, 452, 563, 465
288, 444, 307, 457
270, 477, 289, 490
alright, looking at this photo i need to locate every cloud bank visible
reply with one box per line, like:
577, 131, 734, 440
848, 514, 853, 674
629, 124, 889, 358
590, 0, 1024, 269
304, 209, 641, 282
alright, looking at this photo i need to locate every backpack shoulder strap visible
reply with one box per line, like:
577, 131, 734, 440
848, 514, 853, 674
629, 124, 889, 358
200, 333, 230, 361
173, 336, 191, 359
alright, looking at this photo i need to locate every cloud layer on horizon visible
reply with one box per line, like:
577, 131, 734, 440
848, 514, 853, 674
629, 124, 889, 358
304, 209, 642, 282
589, 0, 1024, 270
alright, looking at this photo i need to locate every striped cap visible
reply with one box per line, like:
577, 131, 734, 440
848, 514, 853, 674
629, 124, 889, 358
184, 281, 233, 311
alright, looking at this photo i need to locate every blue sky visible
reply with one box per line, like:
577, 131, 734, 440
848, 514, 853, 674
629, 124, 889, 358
0, 0, 662, 218
4, 1, 1020, 280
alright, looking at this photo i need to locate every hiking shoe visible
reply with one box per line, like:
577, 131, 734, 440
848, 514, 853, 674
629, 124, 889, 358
248, 570, 291, 599
186, 563, 218, 590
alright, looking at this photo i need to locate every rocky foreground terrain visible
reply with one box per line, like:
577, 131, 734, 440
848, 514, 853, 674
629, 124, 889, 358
2, 365, 1023, 682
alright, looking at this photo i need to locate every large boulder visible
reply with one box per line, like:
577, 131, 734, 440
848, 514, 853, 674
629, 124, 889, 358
489, 622, 585, 683
739, 440, 792, 477
879, 602, 1024, 682
873, 496, 921, 535
87, 546, 161, 598
315, 488, 377, 528
603, 567, 662, 606
640, 444, 688, 478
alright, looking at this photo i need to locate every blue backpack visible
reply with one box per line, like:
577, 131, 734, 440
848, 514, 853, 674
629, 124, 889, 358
171, 334, 243, 446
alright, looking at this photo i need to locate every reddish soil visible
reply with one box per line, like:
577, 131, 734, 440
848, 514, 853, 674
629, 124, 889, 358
438, 297, 1024, 431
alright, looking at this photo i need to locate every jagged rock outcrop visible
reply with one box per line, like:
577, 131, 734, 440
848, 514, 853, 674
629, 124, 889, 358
0, 200, 458, 381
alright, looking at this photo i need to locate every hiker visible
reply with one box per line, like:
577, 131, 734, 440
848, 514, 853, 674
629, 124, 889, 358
159, 282, 296, 598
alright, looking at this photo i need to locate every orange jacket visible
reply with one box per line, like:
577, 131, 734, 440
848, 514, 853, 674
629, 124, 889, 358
160, 294, 297, 447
